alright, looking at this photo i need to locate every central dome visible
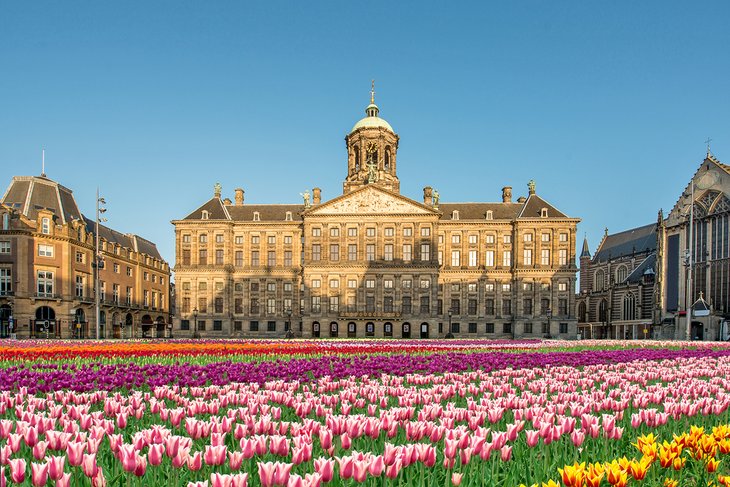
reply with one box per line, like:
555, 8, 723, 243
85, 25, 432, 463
351, 102, 394, 133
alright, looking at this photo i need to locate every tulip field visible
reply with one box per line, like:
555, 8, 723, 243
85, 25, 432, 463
3, 340, 730, 486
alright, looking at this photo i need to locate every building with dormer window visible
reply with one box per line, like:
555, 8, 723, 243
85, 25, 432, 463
172, 90, 580, 339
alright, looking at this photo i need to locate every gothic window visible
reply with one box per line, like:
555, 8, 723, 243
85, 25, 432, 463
594, 269, 605, 291
578, 302, 587, 322
616, 266, 628, 283
598, 300, 608, 322
622, 293, 636, 320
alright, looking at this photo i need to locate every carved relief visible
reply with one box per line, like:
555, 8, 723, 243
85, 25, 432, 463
313, 187, 431, 214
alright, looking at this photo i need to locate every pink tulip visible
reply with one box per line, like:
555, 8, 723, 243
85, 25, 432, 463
165, 436, 181, 458
0, 466, 5, 487
56, 472, 71, 487
66, 441, 86, 467
31, 441, 47, 460
368, 455, 385, 476
385, 459, 402, 479
231, 472, 248, 487
204, 445, 227, 466
525, 429, 540, 447
7, 435, 21, 454
47, 455, 65, 481
82, 453, 98, 478
287, 474, 304, 487
187, 451, 202, 471
340, 433, 351, 450
119, 445, 137, 473
210, 473, 232, 487
0, 445, 11, 465
273, 462, 292, 485
228, 451, 245, 470
92, 467, 107, 487
172, 449, 190, 468
335, 456, 353, 480
258, 462, 276, 487
353, 460, 369, 482
500, 445, 512, 462
8, 458, 25, 484
24, 427, 39, 448
318, 430, 333, 450
188, 482, 208, 487
148, 444, 164, 466
134, 455, 147, 477
313, 458, 334, 483
452, 472, 463, 486
30, 462, 48, 487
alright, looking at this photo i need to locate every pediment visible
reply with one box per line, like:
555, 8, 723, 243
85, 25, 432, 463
307, 186, 437, 215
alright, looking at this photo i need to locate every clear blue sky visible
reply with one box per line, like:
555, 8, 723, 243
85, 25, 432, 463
2, 1, 729, 271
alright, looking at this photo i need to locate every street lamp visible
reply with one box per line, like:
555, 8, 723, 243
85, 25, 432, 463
192, 307, 199, 339
94, 189, 107, 340
446, 308, 454, 339
285, 308, 293, 339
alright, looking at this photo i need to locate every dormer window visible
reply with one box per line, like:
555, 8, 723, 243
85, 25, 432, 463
253, 212, 260, 222
41, 217, 50, 234
201, 210, 209, 220
485, 210, 493, 220
452, 210, 460, 220
285, 211, 292, 221
540, 208, 548, 218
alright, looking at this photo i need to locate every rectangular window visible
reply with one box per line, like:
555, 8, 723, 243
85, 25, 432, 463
452, 233, 461, 244
312, 279, 321, 288
365, 279, 375, 289
502, 299, 512, 315
523, 298, 532, 315
383, 296, 393, 312
235, 251, 243, 267
524, 233, 533, 242
437, 299, 443, 315
330, 227, 339, 237
524, 322, 533, 334
523, 249, 532, 266
329, 279, 339, 288
268, 235, 276, 245
402, 244, 412, 262
311, 296, 321, 313
421, 227, 431, 237
250, 298, 259, 314
251, 251, 260, 267
451, 322, 460, 333
312, 228, 321, 237
199, 234, 208, 243
384, 227, 394, 237
38, 244, 54, 257
37, 270, 54, 296
485, 299, 495, 315
559, 249, 568, 266
450, 298, 460, 315
348, 279, 357, 288
183, 234, 191, 243
383, 279, 393, 289
234, 235, 244, 245
197, 320, 206, 331
127, 266, 132, 277
559, 298, 568, 316
75, 251, 84, 263
486, 322, 495, 333
214, 297, 223, 313
468, 250, 477, 267
503, 235, 511, 244
348, 244, 357, 261
234, 321, 242, 332
329, 244, 339, 261
402, 296, 411, 314
502, 250, 511, 267
559, 233, 568, 242
312, 244, 321, 261
485, 283, 494, 292
468, 299, 477, 315
542, 233, 550, 242
559, 322, 568, 334
284, 235, 292, 244
284, 251, 292, 266
420, 243, 430, 261
420, 278, 430, 289
485, 250, 495, 267
198, 249, 207, 265
75, 275, 84, 298
365, 295, 375, 312
541, 298, 550, 315
541, 249, 550, 266
420, 296, 430, 314
348, 227, 358, 237
213, 320, 222, 331
366, 244, 375, 261
216, 249, 224, 265
384, 244, 393, 261
126, 287, 133, 305
366, 227, 375, 237
250, 321, 259, 332
267, 250, 276, 266
112, 284, 119, 304
502, 283, 511, 292
234, 298, 243, 314
503, 322, 512, 334
144, 272, 149, 281
468, 283, 477, 292
468, 234, 478, 245
403, 227, 413, 237
251, 235, 260, 244
485, 234, 495, 244
329, 295, 339, 312
181, 319, 190, 330
284, 282, 292, 291
41, 217, 50, 234
402, 279, 412, 288
558, 282, 568, 291
468, 322, 477, 333
143, 290, 149, 307
267, 298, 276, 314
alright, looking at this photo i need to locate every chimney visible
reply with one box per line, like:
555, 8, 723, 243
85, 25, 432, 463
312, 187, 321, 205
234, 188, 244, 206
223, 198, 232, 205
502, 186, 512, 203
423, 186, 433, 206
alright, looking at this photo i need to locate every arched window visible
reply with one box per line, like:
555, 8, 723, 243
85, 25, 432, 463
598, 300, 607, 322
201, 211, 209, 220
594, 270, 605, 291
578, 302, 587, 322
616, 266, 628, 283
41, 217, 51, 234
354, 147, 360, 172
384, 147, 391, 171
622, 293, 636, 320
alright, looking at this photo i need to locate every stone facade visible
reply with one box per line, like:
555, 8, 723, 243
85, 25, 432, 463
172, 95, 580, 339
0, 175, 171, 339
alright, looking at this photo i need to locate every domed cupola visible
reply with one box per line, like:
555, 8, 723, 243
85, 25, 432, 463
344, 81, 400, 194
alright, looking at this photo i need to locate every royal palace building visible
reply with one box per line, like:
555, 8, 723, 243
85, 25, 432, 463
172, 93, 580, 339
0, 174, 172, 339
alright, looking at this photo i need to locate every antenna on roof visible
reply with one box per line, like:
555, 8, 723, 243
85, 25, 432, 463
705, 137, 713, 157
41, 149, 46, 177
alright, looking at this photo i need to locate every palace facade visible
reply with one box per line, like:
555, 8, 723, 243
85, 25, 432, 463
172, 94, 580, 339
0, 175, 172, 339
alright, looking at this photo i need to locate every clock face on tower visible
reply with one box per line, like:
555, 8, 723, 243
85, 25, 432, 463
366, 142, 377, 154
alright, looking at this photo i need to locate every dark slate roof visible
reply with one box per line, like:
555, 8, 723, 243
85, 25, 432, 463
1, 176, 82, 224
593, 223, 656, 262
580, 237, 591, 258
183, 198, 230, 220
226, 204, 305, 222
82, 216, 163, 260
438, 203, 522, 220
518, 194, 568, 219
626, 253, 656, 284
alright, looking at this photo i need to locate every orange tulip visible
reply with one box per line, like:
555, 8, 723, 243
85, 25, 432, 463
706, 457, 720, 473
663, 479, 678, 487
558, 462, 586, 487
719, 438, 730, 455
672, 456, 686, 471
628, 456, 652, 480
